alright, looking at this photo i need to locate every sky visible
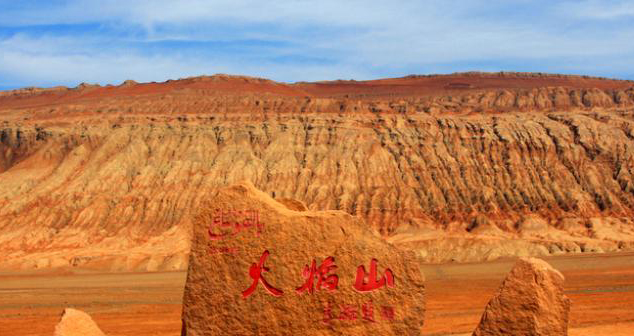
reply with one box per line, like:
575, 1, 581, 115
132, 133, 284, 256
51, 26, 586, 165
1, 0, 634, 90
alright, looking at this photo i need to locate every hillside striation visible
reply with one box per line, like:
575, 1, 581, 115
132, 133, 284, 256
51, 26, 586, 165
2, 72, 634, 270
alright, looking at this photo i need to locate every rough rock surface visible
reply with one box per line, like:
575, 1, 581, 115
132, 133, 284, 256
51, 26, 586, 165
181, 181, 426, 336
54, 308, 106, 336
2, 72, 634, 270
472, 257, 570, 336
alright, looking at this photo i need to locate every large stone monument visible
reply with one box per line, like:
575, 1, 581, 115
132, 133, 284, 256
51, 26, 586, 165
181, 182, 426, 335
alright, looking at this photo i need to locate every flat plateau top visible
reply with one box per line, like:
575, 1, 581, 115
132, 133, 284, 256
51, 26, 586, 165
1, 72, 633, 110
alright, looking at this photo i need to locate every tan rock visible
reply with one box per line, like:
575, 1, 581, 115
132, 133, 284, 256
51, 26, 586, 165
276, 198, 308, 211
181, 182, 426, 336
2, 72, 634, 271
54, 308, 106, 336
119, 79, 138, 87
516, 215, 549, 236
472, 258, 570, 336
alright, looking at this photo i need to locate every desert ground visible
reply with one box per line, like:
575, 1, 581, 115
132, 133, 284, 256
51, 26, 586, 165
3, 73, 634, 334
1, 252, 632, 335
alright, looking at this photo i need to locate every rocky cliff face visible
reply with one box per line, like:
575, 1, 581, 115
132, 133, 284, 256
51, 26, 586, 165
1, 72, 634, 270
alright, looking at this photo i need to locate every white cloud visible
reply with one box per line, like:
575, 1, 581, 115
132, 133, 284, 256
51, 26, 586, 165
0, 0, 431, 28
0, 33, 373, 86
561, 0, 634, 20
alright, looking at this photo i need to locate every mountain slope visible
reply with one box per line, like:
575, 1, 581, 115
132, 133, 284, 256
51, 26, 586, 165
2, 72, 634, 270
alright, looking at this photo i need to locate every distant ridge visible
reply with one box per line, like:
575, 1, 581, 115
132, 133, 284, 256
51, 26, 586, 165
2, 71, 633, 96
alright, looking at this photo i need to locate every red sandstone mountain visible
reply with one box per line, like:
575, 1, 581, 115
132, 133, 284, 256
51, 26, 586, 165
1, 72, 634, 271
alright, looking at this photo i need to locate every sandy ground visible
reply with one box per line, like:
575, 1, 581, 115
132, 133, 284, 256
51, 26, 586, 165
1, 253, 633, 335
0, 272, 185, 336
420, 252, 634, 335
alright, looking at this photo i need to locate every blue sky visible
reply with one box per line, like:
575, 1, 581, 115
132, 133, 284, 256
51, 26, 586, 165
1, 0, 634, 90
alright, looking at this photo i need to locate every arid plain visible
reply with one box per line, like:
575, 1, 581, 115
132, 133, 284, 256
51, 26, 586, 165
1, 253, 633, 335
2, 72, 634, 334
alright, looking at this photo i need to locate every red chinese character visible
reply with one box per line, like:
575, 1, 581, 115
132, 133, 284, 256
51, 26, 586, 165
243, 209, 262, 236
338, 304, 358, 321
208, 208, 226, 240
208, 244, 239, 255
242, 250, 284, 299
381, 306, 395, 321
209, 209, 263, 240
296, 257, 339, 294
353, 259, 395, 292
362, 301, 375, 322
323, 302, 335, 324
221, 209, 234, 229
221, 246, 237, 254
